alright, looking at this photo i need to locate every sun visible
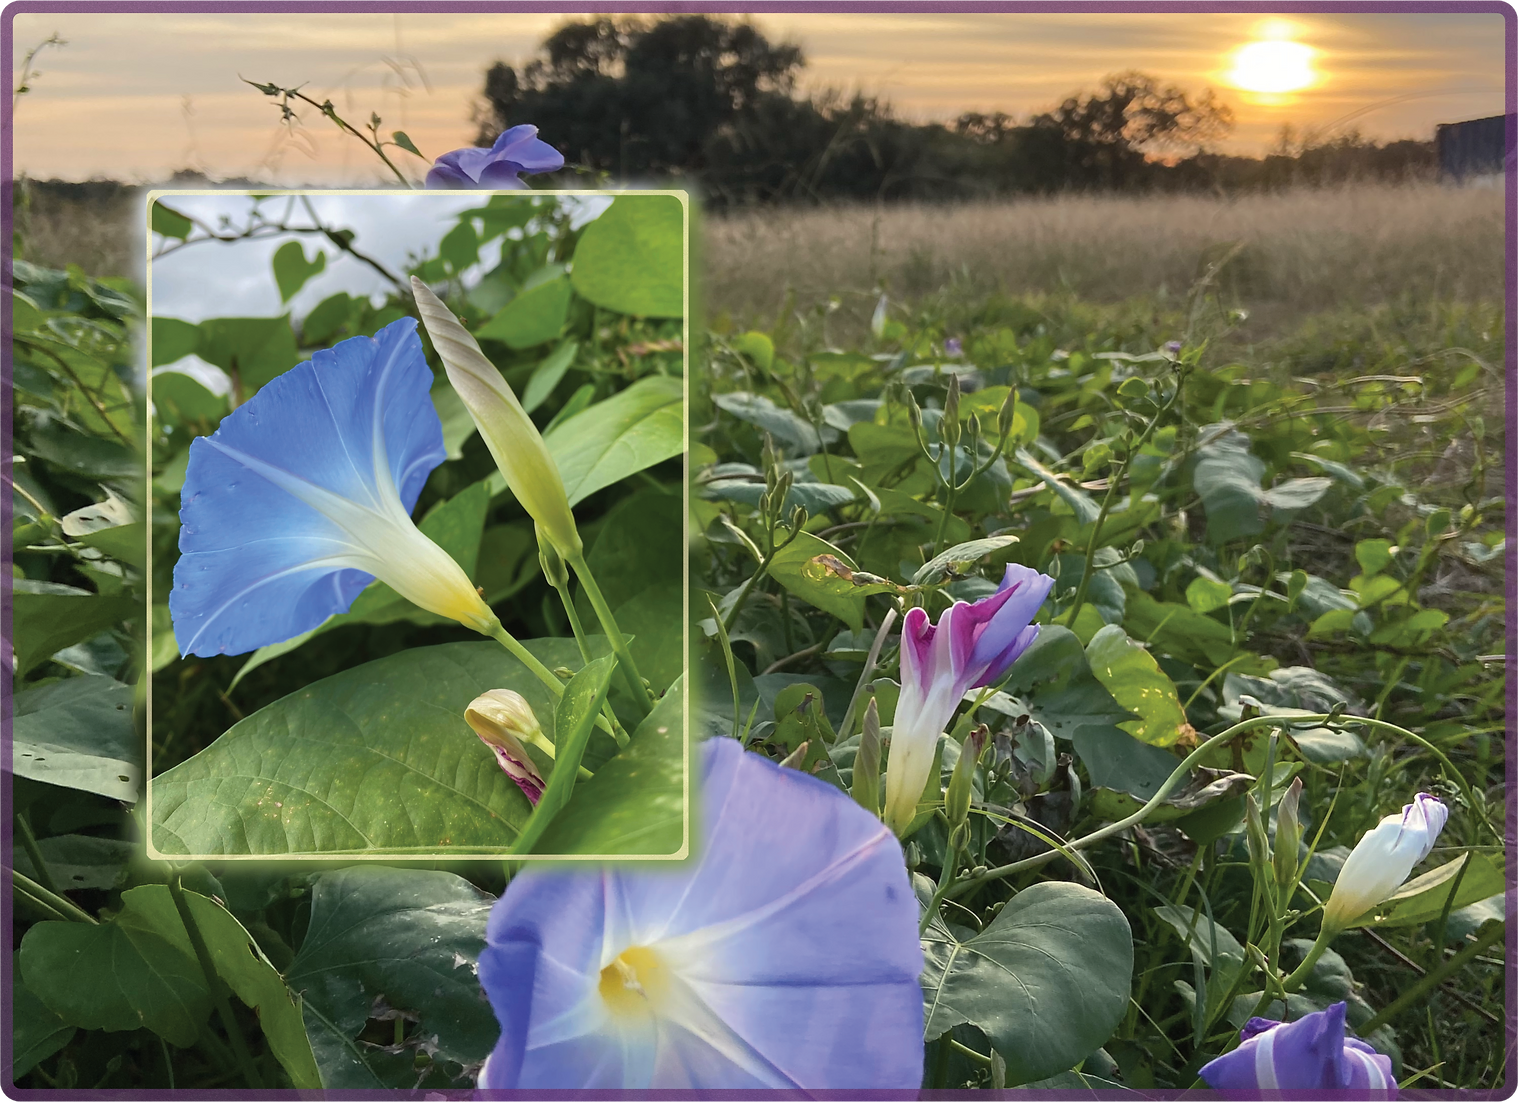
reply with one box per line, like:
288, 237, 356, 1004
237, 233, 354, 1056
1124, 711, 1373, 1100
1226, 39, 1316, 95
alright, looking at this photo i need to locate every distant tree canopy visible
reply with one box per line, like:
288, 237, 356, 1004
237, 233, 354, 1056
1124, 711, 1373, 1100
474, 15, 1436, 205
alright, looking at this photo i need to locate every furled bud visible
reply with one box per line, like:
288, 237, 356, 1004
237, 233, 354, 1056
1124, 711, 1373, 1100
939, 374, 962, 451
997, 385, 1018, 442
1245, 792, 1271, 878
465, 689, 550, 804
1274, 776, 1303, 893
412, 277, 581, 558
1322, 793, 1448, 933
852, 697, 882, 815
944, 724, 989, 830
536, 522, 569, 590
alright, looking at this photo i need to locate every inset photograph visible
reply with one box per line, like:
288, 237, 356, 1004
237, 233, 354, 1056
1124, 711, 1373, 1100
145, 190, 689, 860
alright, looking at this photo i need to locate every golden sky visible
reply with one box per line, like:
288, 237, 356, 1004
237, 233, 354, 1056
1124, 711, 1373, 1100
10, 10, 1507, 183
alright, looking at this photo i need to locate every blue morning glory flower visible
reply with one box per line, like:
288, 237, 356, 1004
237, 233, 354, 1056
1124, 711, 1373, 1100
425, 125, 564, 189
1199, 1002, 1394, 1094
476, 737, 924, 1090
170, 317, 496, 657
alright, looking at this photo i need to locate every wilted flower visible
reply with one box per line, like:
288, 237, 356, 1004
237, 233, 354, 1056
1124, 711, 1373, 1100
425, 124, 564, 189
476, 737, 924, 1089
411, 277, 582, 558
1199, 1002, 1393, 1094
881, 563, 1054, 836
171, 318, 495, 657
465, 690, 549, 804
1321, 792, 1448, 932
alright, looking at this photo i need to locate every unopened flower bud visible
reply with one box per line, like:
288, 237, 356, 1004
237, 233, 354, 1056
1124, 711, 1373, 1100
1274, 776, 1303, 892
1322, 792, 1448, 933
465, 689, 550, 804
944, 724, 989, 830
852, 697, 882, 815
1245, 792, 1271, 875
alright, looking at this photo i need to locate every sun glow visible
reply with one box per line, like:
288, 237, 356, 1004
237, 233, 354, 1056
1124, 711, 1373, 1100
1227, 38, 1317, 95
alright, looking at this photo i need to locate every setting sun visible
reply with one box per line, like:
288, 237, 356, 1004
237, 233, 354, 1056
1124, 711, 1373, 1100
1227, 39, 1316, 94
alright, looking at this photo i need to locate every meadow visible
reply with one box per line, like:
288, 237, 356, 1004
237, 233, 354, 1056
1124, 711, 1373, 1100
9, 173, 1509, 1091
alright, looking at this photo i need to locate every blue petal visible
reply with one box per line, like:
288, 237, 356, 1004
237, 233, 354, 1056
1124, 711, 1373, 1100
476, 161, 529, 189
491, 124, 565, 174
170, 318, 445, 656
967, 564, 1053, 673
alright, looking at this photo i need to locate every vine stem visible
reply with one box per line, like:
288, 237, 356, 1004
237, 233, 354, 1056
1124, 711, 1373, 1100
168, 873, 264, 1089
568, 552, 654, 716
16, 810, 59, 894
548, 581, 629, 750
945, 712, 1387, 901
483, 619, 621, 745
13, 869, 96, 924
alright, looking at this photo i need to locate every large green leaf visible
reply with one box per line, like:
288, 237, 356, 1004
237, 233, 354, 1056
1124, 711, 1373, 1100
12, 580, 137, 678
150, 201, 194, 240
570, 194, 685, 318
921, 880, 1133, 1086
712, 391, 821, 455
533, 677, 689, 857
912, 534, 1020, 586
476, 272, 572, 349
513, 655, 618, 854
767, 531, 866, 632
996, 626, 1131, 743
195, 316, 300, 393
540, 373, 684, 504
19, 888, 211, 1047
13, 833, 135, 891
1194, 428, 1332, 544
152, 638, 615, 856
272, 240, 327, 303
150, 316, 201, 366
1349, 852, 1506, 930
13, 674, 140, 802
1085, 624, 1189, 747
11, 954, 76, 1081
228, 479, 492, 690
285, 867, 497, 1089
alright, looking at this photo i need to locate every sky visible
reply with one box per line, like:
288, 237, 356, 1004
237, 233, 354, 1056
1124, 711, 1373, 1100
10, 10, 1507, 184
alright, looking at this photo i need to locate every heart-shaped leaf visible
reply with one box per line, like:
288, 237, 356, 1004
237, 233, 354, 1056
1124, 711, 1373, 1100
570, 194, 684, 318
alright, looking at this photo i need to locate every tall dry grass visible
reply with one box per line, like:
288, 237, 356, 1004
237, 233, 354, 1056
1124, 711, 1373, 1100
702, 183, 1505, 338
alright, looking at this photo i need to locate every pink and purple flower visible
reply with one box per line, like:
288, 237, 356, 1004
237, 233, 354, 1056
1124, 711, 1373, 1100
1199, 1002, 1394, 1095
881, 563, 1054, 835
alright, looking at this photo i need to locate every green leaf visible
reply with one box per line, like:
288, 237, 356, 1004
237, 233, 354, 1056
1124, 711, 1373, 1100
995, 626, 1132, 743
1123, 590, 1241, 669
912, 534, 1020, 586
921, 881, 1133, 1086
770, 683, 843, 785
391, 130, 424, 158
271, 240, 327, 302
286, 867, 497, 1088
11, 953, 76, 1080
301, 292, 357, 345
151, 201, 194, 240
1349, 852, 1506, 930
730, 330, 774, 371
1085, 625, 1189, 747
540, 373, 684, 505
150, 316, 201, 366
1185, 576, 1233, 614
13, 834, 134, 891
12, 581, 136, 679
196, 316, 300, 393
475, 271, 571, 349
13, 673, 140, 801
439, 218, 480, 272
767, 531, 866, 632
179, 889, 324, 1087
570, 194, 685, 318
152, 370, 227, 431
1194, 428, 1333, 544
532, 678, 689, 857
153, 638, 613, 856
513, 655, 618, 854
521, 339, 578, 413
19, 887, 211, 1047
712, 391, 821, 454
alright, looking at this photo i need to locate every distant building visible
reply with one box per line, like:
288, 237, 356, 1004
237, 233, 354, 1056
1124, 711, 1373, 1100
1435, 114, 1512, 184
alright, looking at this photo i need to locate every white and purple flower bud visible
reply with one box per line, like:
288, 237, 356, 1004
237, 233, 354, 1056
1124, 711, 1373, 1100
1322, 792, 1448, 932
465, 689, 550, 804
881, 563, 1054, 836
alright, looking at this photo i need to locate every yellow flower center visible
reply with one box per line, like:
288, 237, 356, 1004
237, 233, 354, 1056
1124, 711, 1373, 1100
597, 945, 668, 1019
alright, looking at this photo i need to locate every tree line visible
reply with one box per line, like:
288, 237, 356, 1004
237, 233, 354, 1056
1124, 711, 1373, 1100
474, 15, 1436, 206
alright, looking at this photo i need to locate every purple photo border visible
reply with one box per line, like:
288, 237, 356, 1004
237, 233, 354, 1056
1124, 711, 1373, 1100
1, 2, 1514, 1100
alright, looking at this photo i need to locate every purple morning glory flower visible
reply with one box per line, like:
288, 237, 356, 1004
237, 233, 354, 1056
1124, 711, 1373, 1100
1199, 1002, 1394, 1094
944, 337, 963, 356
425, 125, 564, 189
475, 737, 924, 1089
1164, 340, 1183, 354
881, 563, 1054, 835
170, 318, 496, 657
